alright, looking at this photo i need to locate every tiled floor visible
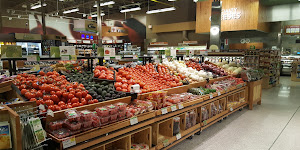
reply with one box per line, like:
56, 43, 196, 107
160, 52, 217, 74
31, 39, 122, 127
170, 76, 300, 150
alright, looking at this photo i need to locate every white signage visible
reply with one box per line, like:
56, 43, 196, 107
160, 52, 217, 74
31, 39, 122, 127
59, 46, 76, 56
210, 8, 241, 21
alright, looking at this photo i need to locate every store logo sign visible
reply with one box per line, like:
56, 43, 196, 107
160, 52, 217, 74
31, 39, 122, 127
209, 8, 241, 21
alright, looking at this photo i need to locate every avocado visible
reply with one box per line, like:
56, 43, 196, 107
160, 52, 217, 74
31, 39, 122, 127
97, 89, 102, 94
106, 93, 111, 97
101, 91, 107, 97
95, 84, 101, 88
101, 81, 109, 85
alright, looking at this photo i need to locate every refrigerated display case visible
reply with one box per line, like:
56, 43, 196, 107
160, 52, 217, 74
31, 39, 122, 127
281, 56, 300, 76
16, 42, 42, 56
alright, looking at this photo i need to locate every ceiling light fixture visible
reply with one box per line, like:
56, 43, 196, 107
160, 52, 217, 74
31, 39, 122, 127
91, 13, 105, 17
120, 7, 141, 13
31, 3, 47, 9
63, 8, 79, 14
93, 1, 115, 7
146, 7, 176, 14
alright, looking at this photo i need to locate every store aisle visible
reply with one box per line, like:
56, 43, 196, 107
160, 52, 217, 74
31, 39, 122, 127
170, 77, 300, 150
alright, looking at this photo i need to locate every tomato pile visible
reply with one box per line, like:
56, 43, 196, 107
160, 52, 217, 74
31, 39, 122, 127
186, 61, 202, 71
93, 66, 115, 80
13, 71, 97, 111
114, 64, 184, 93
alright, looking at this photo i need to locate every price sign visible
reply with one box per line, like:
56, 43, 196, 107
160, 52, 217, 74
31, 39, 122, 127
61, 55, 70, 61
176, 133, 181, 140
39, 104, 45, 111
130, 116, 138, 125
161, 108, 168, 115
218, 91, 221, 96
153, 55, 158, 59
47, 109, 54, 117
210, 94, 213, 99
162, 55, 166, 59
27, 55, 38, 62
171, 105, 177, 112
230, 107, 233, 111
178, 103, 184, 109
104, 56, 110, 60
115, 55, 121, 60
203, 120, 207, 126
133, 55, 138, 59
163, 139, 169, 147
62, 136, 76, 149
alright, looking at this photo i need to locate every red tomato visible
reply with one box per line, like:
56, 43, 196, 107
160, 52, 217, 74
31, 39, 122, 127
68, 94, 75, 100
19, 84, 27, 90
36, 91, 43, 98
63, 92, 69, 99
85, 94, 92, 101
67, 104, 73, 109
126, 75, 132, 80
69, 90, 75, 95
78, 103, 83, 107
121, 84, 128, 89
30, 98, 37, 102
32, 82, 39, 89
21, 89, 27, 95
56, 91, 62, 97
39, 71, 45, 76
114, 82, 122, 87
45, 100, 54, 106
72, 103, 79, 108
71, 97, 79, 103
61, 105, 67, 110
58, 101, 65, 106
50, 91, 56, 95
51, 95, 59, 104
82, 91, 88, 98
116, 76, 122, 82
55, 105, 62, 111
43, 95, 51, 100
36, 100, 44, 106
48, 105, 56, 111
88, 100, 94, 104
93, 99, 98, 103
80, 98, 87, 105
107, 75, 114, 80
75, 92, 82, 99
116, 87, 122, 91
122, 89, 128, 92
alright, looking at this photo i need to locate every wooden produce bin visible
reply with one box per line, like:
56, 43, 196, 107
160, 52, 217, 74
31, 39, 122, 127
103, 135, 131, 150
291, 60, 300, 82
152, 118, 173, 146
247, 80, 262, 110
130, 126, 152, 148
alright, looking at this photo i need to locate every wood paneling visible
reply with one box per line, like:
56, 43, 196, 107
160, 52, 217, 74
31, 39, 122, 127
196, 0, 269, 33
152, 21, 196, 33
229, 42, 263, 50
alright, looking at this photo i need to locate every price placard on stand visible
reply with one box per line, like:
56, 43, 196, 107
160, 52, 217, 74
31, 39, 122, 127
178, 103, 184, 109
218, 91, 221, 96
171, 105, 177, 112
115, 55, 121, 60
130, 116, 138, 125
210, 94, 213, 99
104, 56, 110, 60
176, 133, 181, 140
161, 108, 168, 115
61, 55, 70, 61
27, 55, 40, 62
62, 136, 76, 149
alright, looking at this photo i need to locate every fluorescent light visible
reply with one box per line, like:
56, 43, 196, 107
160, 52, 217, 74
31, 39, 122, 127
31, 3, 47, 9
63, 8, 79, 14
146, 7, 176, 14
120, 7, 141, 13
93, 1, 115, 7
91, 13, 105, 17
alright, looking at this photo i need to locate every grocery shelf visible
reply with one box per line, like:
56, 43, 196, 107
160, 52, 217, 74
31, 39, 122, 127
207, 52, 244, 56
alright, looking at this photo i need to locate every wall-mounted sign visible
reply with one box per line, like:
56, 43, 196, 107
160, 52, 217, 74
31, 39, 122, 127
285, 25, 300, 34
150, 42, 168, 46
209, 8, 242, 21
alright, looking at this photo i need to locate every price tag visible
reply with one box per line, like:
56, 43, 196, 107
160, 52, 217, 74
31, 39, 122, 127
230, 107, 233, 111
178, 103, 184, 109
115, 55, 121, 60
27, 55, 38, 62
130, 116, 138, 125
133, 55, 138, 59
203, 120, 207, 126
176, 133, 181, 140
153, 55, 158, 59
47, 109, 54, 117
171, 105, 177, 112
163, 139, 169, 147
161, 108, 168, 115
39, 104, 45, 111
210, 94, 213, 99
144, 54, 147, 56
61, 55, 70, 61
162, 55, 166, 59
62, 136, 76, 149
104, 56, 110, 60
217, 91, 221, 96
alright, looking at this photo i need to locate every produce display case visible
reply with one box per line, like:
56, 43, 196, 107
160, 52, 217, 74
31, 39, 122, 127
247, 79, 262, 110
291, 60, 300, 82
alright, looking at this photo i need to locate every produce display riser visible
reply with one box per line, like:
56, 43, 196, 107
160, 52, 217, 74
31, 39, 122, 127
248, 80, 262, 110
41, 82, 247, 150
2, 101, 36, 150
0, 80, 13, 93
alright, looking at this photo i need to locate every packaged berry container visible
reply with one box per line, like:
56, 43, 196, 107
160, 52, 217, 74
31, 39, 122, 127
82, 120, 93, 129
51, 128, 71, 139
65, 109, 81, 122
91, 113, 101, 127
48, 120, 64, 131
107, 104, 119, 115
118, 111, 126, 120
79, 110, 93, 121
116, 102, 128, 111
110, 114, 118, 123
64, 120, 82, 131
95, 107, 109, 117
100, 116, 110, 126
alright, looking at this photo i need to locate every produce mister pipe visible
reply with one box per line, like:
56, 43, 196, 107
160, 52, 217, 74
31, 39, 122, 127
97, 0, 103, 49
